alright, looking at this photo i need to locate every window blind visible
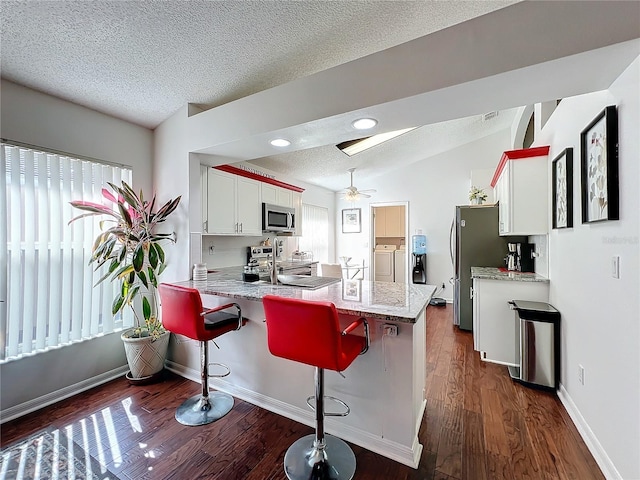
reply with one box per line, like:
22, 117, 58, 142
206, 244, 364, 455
298, 204, 329, 264
1, 144, 133, 361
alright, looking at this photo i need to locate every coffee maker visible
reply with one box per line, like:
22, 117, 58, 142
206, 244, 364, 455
506, 243, 518, 271
517, 243, 535, 273
505, 242, 536, 272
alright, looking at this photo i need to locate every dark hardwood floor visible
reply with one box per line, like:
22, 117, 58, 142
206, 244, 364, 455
1, 305, 604, 479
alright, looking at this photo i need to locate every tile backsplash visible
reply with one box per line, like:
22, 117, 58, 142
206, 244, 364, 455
200, 235, 301, 269
528, 234, 549, 278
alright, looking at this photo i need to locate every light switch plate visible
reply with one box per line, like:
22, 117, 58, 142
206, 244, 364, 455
612, 256, 620, 279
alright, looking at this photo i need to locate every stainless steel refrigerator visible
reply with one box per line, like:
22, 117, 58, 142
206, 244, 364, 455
450, 205, 525, 331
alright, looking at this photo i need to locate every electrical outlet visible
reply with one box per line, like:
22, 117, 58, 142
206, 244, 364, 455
382, 324, 398, 336
578, 364, 585, 385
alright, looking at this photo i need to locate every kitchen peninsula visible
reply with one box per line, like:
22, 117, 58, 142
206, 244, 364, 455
167, 269, 435, 468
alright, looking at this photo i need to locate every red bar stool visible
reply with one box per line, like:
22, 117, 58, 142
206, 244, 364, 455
263, 295, 370, 480
159, 283, 242, 426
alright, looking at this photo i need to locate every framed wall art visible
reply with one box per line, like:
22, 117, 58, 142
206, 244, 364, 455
342, 279, 362, 302
342, 208, 361, 233
552, 148, 573, 229
580, 105, 619, 223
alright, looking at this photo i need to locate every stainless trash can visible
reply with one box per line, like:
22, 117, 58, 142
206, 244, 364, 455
507, 300, 560, 390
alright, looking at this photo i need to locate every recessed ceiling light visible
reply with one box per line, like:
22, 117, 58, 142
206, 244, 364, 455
352, 118, 377, 130
270, 138, 291, 147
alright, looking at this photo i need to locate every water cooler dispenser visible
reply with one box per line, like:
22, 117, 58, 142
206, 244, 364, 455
412, 235, 426, 284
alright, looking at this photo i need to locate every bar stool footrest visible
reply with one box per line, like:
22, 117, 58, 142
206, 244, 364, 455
207, 362, 231, 378
306, 395, 350, 417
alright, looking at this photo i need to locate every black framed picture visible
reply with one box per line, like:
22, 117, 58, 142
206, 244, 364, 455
552, 148, 573, 229
342, 208, 361, 233
580, 105, 619, 223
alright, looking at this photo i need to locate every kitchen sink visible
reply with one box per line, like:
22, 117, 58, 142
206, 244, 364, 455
277, 275, 340, 289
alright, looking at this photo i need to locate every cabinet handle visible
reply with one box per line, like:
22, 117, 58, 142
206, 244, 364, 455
470, 286, 474, 299
239, 222, 243, 233
235, 222, 238, 233
203, 220, 208, 232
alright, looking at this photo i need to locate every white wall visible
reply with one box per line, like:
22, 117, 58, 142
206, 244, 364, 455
335, 129, 512, 298
538, 58, 639, 480
0, 80, 154, 416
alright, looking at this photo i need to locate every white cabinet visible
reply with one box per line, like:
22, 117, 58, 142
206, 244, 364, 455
207, 169, 262, 235
277, 188, 293, 208
292, 191, 303, 236
261, 183, 277, 205
492, 147, 549, 236
261, 183, 293, 207
473, 278, 549, 365
374, 206, 405, 237
200, 165, 209, 232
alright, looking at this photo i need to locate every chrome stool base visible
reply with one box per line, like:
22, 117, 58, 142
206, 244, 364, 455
175, 391, 234, 426
284, 434, 356, 480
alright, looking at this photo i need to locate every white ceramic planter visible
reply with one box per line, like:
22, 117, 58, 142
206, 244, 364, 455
121, 329, 170, 379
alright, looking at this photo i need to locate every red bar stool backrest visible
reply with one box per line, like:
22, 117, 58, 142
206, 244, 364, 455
159, 283, 220, 342
263, 295, 364, 372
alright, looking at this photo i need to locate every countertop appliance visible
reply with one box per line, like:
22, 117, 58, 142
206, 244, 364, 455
262, 203, 295, 233
517, 243, 536, 273
506, 243, 518, 271
508, 300, 560, 390
450, 205, 526, 331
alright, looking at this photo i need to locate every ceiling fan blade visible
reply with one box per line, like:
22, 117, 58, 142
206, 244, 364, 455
358, 189, 376, 194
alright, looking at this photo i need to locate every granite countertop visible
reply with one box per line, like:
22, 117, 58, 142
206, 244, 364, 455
175, 266, 435, 323
471, 266, 550, 283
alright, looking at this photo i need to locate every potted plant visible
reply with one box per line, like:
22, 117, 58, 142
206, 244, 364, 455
69, 181, 181, 381
469, 186, 488, 205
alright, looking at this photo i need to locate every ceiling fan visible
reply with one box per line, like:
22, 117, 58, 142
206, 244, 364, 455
340, 168, 376, 201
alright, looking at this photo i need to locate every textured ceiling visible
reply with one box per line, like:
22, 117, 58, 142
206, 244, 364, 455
2, 1, 638, 192
1, 1, 515, 129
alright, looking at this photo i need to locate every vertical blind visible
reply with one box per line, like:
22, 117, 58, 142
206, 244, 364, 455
298, 204, 329, 264
1, 143, 132, 361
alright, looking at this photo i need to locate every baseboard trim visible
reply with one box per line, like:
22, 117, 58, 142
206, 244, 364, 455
1, 365, 129, 424
558, 384, 621, 480
165, 360, 421, 468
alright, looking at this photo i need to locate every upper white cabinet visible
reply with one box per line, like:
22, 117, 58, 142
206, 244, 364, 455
207, 169, 262, 235
202, 165, 304, 236
261, 183, 293, 208
292, 191, 302, 236
491, 146, 550, 236
200, 165, 209, 232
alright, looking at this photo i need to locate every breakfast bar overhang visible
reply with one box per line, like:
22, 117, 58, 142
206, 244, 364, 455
165, 269, 435, 468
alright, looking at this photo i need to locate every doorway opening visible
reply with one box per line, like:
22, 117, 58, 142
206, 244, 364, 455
371, 202, 409, 283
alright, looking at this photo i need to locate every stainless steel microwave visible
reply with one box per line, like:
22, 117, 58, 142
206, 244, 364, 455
262, 203, 295, 233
